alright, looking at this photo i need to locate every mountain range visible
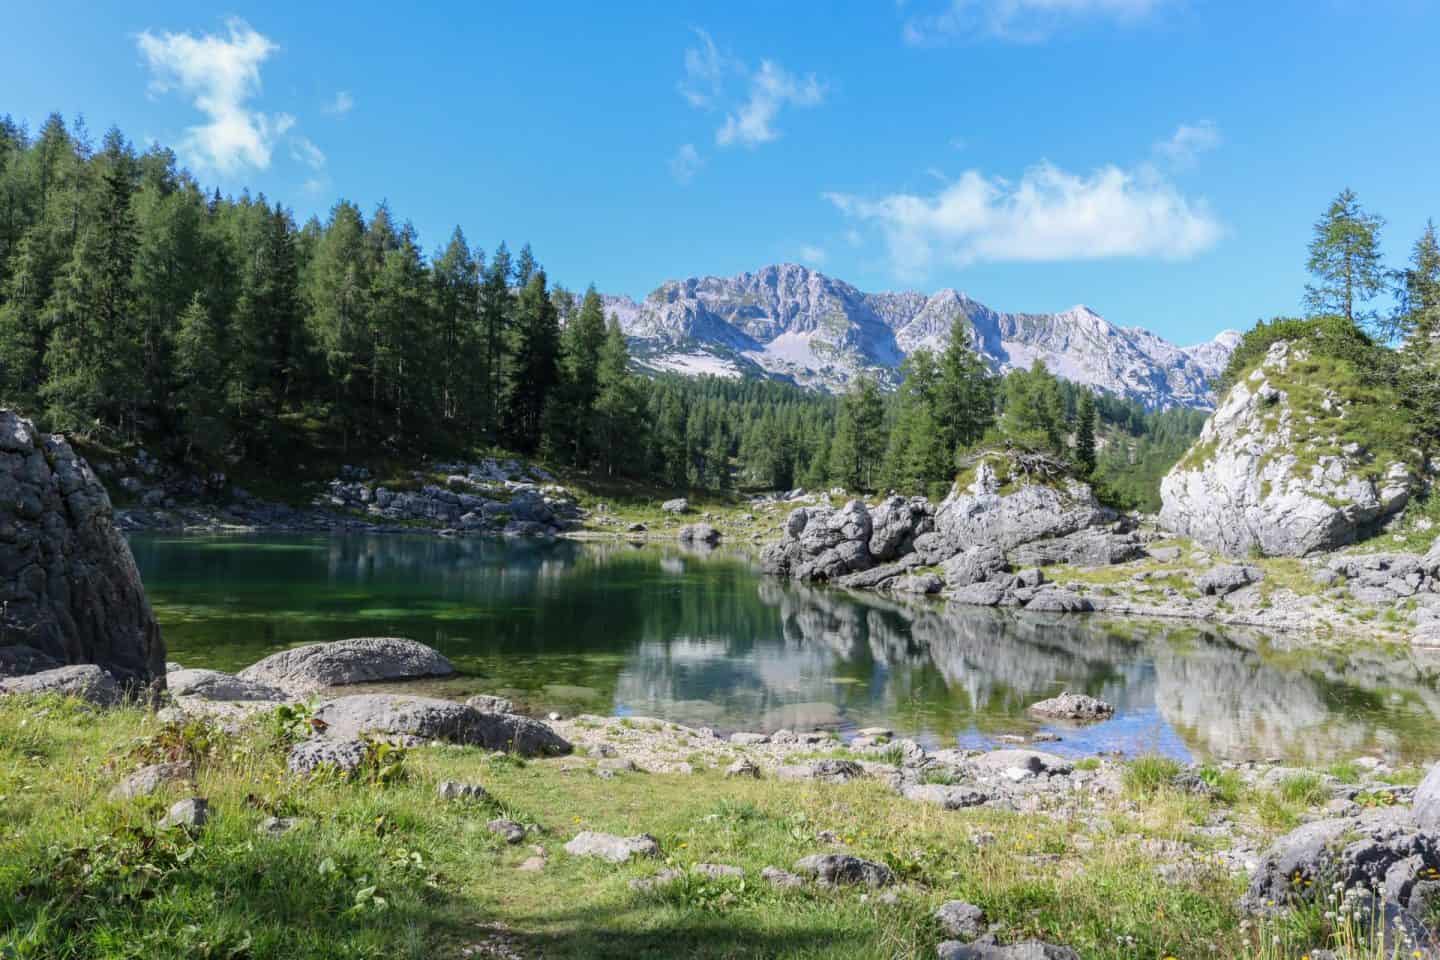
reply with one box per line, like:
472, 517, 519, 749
601, 263, 1240, 409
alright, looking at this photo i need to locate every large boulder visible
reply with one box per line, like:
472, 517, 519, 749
915, 461, 1114, 564
166, 668, 288, 702
0, 410, 164, 690
1160, 341, 1415, 557
311, 693, 572, 756
1241, 808, 1438, 913
0, 664, 120, 706
237, 637, 454, 695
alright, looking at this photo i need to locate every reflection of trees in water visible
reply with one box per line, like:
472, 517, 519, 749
1150, 627, 1440, 762
137, 535, 1440, 760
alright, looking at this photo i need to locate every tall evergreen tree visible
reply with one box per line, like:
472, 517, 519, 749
1075, 390, 1097, 475
1304, 188, 1386, 329
504, 270, 560, 452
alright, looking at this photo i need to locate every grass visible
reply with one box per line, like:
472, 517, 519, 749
0, 695, 1416, 960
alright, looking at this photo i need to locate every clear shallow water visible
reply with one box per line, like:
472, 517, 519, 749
129, 533, 1440, 764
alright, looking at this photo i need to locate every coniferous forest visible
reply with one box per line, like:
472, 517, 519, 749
0, 114, 1205, 505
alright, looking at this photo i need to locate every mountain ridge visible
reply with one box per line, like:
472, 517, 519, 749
601, 263, 1239, 409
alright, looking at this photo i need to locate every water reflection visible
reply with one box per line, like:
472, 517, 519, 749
131, 534, 1440, 763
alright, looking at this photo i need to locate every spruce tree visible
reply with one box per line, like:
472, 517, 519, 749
1304, 188, 1386, 329
504, 271, 560, 452
1075, 390, 1097, 476
173, 294, 228, 456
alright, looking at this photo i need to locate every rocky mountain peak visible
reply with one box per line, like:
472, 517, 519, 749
610, 263, 1236, 408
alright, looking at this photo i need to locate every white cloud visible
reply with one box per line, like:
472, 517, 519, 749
1154, 120, 1220, 168
302, 177, 328, 195
679, 29, 732, 108
324, 90, 354, 115
798, 244, 828, 265
291, 136, 326, 170
670, 143, 703, 183
136, 18, 293, 174
716, 60, 825, 148
904, 0, 1167, 43
826, 160, 1220, 279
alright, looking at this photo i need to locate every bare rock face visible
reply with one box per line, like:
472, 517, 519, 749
0, 410, 164, 690
1161, 342, 1414, 557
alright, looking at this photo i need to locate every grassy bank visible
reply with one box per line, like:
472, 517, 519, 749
0, 694, 1425, 959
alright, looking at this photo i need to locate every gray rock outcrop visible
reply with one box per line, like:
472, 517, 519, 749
287, 738, 367, 776
1027, 692, 1114, 722
564, 831, 661, 863
166, 668, 287, 702
1160, 342, 1415, 557
238, 638, 454, 695
793, 853, 895, 887
0, 410, 164, 690
0, 664, 120, 705
311, 693, 572, 756
761, 457, 1131, 611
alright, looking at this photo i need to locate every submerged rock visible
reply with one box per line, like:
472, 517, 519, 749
0, 409, 164, 690
238, 638, 454, 695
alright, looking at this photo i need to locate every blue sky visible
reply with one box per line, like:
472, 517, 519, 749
4, 0, 1438, 344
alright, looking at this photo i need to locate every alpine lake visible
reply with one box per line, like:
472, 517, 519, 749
129, 532, 1440, 765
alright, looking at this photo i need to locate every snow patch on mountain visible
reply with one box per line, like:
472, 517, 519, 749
606, 264, 1236, 409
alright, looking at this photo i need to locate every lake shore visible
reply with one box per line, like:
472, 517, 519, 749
2, 688, 1432, 959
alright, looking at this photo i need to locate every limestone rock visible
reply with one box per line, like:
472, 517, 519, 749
0, 410, 164, 689
1027, 692, 1114, 722
1161, 341, 1415, 557
238, 638, 454, 695
110, 761, 194, 799
465, 693, 515, 714
1194, 564, 1263, 597
564, 831, 661, 863
437, 780, 488, 802
901, 784, 989, 809
487, 818, 526, 844
312, 694, 572, 756
935, 900, 987, 939
166, 668, 287, 702
158, 797, 209, 830
0, 664, 120, 706
661, 498, 689, 514
793, 853, 895, 887
678, 523, 720, 545
287, 738, 367, 776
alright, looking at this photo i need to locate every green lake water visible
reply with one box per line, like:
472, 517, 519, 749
129, 533, 1440, 763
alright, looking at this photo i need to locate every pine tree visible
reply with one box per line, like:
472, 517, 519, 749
593, 317, 645, 476
550, 285, 608, 464
934, 318, 996, 458
432, 227, 478, 424
173, 294, 228, 456
478, 242, 512, 440
304, 201, 370, 450
1304, 188, 1386, 329
1075, 390, 1097, 475
504, 270, 560, 452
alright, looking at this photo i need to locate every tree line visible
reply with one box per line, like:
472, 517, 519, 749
0, 113, 1203, 503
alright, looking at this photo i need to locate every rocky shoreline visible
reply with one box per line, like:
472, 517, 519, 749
9, 632, 1440, 957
